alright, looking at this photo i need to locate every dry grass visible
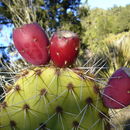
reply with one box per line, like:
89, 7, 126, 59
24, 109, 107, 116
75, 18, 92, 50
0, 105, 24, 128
110, 106, 130, 130
2, 0, 37, 27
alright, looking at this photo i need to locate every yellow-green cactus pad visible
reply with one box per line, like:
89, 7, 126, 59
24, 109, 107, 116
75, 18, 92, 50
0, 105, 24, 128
0, 67, 109, 130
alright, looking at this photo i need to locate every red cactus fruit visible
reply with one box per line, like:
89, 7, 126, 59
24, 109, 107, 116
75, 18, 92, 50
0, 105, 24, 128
13, 23, 50, 65
50, 31, 80, 67
103, 67, 130, 109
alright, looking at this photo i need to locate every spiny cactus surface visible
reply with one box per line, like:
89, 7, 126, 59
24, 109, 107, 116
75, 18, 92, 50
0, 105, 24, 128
0, 67, 109, 130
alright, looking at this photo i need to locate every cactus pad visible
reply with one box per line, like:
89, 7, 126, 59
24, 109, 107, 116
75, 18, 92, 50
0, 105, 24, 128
0, 67, 109, 130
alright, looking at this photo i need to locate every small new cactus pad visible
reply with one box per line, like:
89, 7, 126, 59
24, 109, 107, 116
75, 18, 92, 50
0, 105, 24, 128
0, 67, 109, 130
103, 67, 130, 109
50, 31, 80, 67
13, 23, 50, 65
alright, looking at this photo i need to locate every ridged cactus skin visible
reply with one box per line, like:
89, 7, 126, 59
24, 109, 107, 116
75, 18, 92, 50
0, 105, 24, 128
0, 67, 109, 130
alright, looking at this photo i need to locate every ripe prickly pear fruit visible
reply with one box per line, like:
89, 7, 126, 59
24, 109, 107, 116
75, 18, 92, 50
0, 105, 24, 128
103, 67, 130, 109
50, 31, 80, 67
13, 23, 50, 65
0, 67, 109, 130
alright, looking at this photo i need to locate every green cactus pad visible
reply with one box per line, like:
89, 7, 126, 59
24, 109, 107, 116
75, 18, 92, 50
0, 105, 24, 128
0, 67, 109, 130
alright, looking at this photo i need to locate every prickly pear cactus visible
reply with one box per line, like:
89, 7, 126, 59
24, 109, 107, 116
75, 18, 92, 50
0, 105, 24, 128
0, 67, 109, 130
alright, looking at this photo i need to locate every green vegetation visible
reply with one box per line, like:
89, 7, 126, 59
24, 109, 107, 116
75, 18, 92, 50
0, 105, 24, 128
81, 5, 130, 53
0, 0, 83, 34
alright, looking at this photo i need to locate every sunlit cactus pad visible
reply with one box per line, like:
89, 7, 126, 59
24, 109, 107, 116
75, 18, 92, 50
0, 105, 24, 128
0, 67, 109, 130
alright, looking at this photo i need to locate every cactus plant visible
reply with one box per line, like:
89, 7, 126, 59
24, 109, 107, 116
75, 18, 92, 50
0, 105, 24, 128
1, 1, 130, 130
0, 66, 109, 130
